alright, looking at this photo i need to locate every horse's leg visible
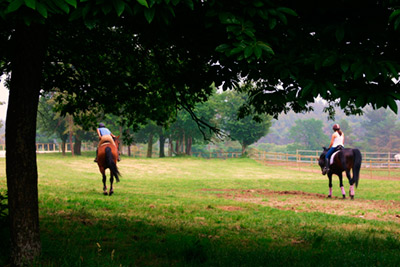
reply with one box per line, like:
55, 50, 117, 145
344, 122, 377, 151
102, 172, 108, 195
109, 172, 114, 196
338, 173, 346, 199
328, 173, 333, 198
346, 169, 355, 200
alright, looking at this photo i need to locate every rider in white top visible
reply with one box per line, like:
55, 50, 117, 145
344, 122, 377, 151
324, 124, 345, 174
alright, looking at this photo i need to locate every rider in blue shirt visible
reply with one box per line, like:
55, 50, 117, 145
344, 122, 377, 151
94, 123, 119, 162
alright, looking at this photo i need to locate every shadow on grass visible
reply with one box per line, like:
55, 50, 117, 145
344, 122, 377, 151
30, 209, 400, 266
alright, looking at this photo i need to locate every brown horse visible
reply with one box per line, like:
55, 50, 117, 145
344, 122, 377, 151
97, 135, 120, 195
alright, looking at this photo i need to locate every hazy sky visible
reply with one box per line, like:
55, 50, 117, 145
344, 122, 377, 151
0, 78, 8, 121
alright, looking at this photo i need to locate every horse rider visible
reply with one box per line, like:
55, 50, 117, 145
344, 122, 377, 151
324, 123, 344, 174
94, 123, 120, 162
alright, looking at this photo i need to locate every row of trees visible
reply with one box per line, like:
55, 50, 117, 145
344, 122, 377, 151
37, 88, 272, 156
259, 101, 400, 152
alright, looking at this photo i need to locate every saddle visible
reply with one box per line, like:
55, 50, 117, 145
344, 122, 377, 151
329, 145, 344, 165
98, 135, 116, 147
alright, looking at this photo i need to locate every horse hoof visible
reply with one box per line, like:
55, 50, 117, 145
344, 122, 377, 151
350, 195, 354, 200
327, 195, 332, 198
103, 191, 108, 195
109, 191, 114, 196
342, 195, 346, 199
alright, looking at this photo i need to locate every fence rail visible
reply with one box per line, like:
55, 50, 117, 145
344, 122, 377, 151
1, 143, 400, 177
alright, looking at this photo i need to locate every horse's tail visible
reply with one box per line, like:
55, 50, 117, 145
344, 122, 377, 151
105, 147, 120, 182
352, 148, 362, 188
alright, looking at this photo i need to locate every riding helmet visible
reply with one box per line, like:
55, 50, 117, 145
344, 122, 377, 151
332, 124, 340, 131
99, 123, 105, 128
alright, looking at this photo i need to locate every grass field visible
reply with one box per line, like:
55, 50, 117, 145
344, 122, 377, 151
1, 153, 400, 266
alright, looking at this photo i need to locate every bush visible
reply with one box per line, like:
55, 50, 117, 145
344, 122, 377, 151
0, 191, 8, 229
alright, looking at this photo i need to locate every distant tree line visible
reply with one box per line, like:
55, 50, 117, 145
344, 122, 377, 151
259, 101, 400, 153
37, 87, 272, 156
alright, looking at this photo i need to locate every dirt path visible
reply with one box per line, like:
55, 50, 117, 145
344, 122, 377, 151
202, 188, 400, 223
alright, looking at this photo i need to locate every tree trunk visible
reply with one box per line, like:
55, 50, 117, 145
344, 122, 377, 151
159, 135, 165, 158
241, 143, 247, 155
68, 115, 74, 156
6, 23, 47, 266
69, 130, 74, 156
175, 139, 179, 155
147, 133, 153, 158
168, 137, 173, 157
73, 135, 81, 155
61, 139, 66, 156
128, 145, 131, 157
186, 137, 192, 155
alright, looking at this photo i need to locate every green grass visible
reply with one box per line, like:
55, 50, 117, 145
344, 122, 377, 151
1, 153, 400, 266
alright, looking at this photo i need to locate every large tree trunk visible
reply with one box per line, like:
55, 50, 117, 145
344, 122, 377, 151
6, 23, 47, 266
159, 134, 165, 158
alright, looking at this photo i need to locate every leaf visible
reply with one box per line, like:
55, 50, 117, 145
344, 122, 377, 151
300, 81, 313, 98
24, 0, 36, 10
387, 96, 398, 113
335, 26, 344, 42
137, 0, 149, 8
6, 0, 24, 14
253, 1, 264, 8
322, 54, 337, 67
36, 2, 48, 18
65, 0, 77, 8
258, 42, 274, 55
229, 46, 245, 55
268, 18, 277, 29
215, 44, 230, 53
69, 8, 82, 20
54, 0, 70, 14
385, 61, 399, 77
113, 0, 125, 16
244, 46, 253, 58
355, 95, 366, 108
339, 95, 350, 109
144, 7, 155, 23
389, 9, 400, 21
276, 7, 298, 17
101, 4, 113, 15
340, 61, 349, 72
185, 0, 194, 10
254, 45, 262, 59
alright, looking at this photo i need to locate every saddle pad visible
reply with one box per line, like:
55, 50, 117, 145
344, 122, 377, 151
330, 151, 340, 165
98, 135, 115, 147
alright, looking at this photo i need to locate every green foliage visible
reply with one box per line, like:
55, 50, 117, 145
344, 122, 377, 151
0, 191, 8, 229
289, 118, 327, 150
219, 89, 272, 153
360, 107, 400, 152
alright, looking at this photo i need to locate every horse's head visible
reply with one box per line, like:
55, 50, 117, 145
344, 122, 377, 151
318, 147, 328, 171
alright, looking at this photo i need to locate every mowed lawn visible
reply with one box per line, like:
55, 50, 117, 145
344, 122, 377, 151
1, 153, 400, 266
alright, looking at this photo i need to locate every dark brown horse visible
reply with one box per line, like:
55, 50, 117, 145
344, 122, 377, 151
97, 135, 120, 195
318, 147, 362, 199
